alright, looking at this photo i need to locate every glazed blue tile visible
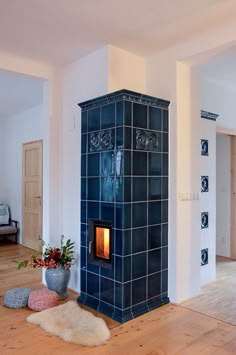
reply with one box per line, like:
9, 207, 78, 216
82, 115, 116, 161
81, 246, 87, 269
115, 177, 122, 203
101, 178, 114, 202
149, 177, 161, 200
132, 252, 147, 279
81, 154, 86, 177
87, 178, 100, 201
163, 154, 168, 176
123, 282, 131, 308
101, 103, 115, 129
123, 150, 131, 176
162, 224, 168, 246
81, 270, 87, 292
81, 134, 87, 154
148, 225, 161, 249
115, 204, 123, 229
162, 177, 168, 199
101, 203, 115, 225
81, 201, 86, 223
87, 202, 99, 220
87, 256, 100, 274
115, 283, 123, 309
124, 127, 132, 149
148, 295, 163, 310
132, 277, 147, 305
88, 107, 100, 132
133, 151, 147, 176
123, 177, 131, 202
148, 153, 162, 176
100, 277, 114, 305
113, 308, 133, 323
132, 302, 149, 318
133, 103, 147, 128
100, 259, 114, 279
116, 126, 123, 150
148, 272, 161, 299
81, 223, 87, 247
87, 272, 99, 298
162, 270, 168, 293
116, 101, 124, 126
124, 101, 131, 126
115, 229, 123, 255
123, 229, 131, 256
132, 203, 147, 228
162, 247, 168, 270
115, 255, 123, 282
81, 178, 87, 200
98, 301, 114, 318
124, 256, 131, 282
87, 153, 100, 177
100, 151, 115, 177
148, 249, 161, 274
85, 294, 99, 310
163, 110, 168, 132
132, 227, 147, 253
149, 107, 162, 131
123, 204, 131, 229
162, 132, 168, 153
162, 201, 168, 223
115, 150, 123, 177
133, 177, 147, 202
148, 201, 161, 225
81, 111, 87, 133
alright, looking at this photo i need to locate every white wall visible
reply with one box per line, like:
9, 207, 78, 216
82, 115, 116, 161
0, 119, 4, 199
0, 105, 43, 243
216, 134, 231, 257
201, 78, 236, 130
200, 118, 216, 285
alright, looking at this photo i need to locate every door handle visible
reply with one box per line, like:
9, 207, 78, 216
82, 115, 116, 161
89, 241, 93, 254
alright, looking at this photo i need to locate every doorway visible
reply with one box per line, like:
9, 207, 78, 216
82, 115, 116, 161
22, 140, 43, 251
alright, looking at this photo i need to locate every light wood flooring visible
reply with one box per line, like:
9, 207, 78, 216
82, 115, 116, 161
1, 242, 236, 355
182, 256, 236, 326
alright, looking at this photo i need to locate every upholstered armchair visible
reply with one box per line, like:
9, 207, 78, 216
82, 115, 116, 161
0, 204, 18, 243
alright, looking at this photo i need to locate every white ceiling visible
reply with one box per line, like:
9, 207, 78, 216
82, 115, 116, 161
0, 70, 44, 118
0, 0, 233, 66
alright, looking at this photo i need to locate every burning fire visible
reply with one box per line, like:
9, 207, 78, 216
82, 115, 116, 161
96, 227, 110, 260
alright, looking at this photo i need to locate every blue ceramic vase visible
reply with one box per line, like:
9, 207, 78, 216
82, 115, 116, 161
45, 267, 71, 300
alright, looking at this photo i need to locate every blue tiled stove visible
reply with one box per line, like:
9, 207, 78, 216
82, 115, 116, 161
78, 89, 170, 322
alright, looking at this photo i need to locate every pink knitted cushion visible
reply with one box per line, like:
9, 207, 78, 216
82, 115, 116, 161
28, 289, 58, 311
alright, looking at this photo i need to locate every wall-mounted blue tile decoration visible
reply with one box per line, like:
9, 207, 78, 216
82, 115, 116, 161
201, 248, 208, 266
201, 212, 209, 229
201, 139, 208, 156
201, 176, 209, 192
78, 89, 170, 323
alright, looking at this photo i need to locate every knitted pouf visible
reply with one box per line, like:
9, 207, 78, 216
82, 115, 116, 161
4, 288, 32, 308
28, 289, 59, 311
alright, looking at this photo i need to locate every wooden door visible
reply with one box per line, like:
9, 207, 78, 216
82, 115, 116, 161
22, 140, 43, 251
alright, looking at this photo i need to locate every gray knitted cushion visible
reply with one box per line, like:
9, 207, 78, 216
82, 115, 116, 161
4, 288, 32, 308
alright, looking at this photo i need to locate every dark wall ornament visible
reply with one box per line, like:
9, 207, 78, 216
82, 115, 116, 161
201, 212, 209, 229
201, 176, 209, 192
201, 139, 208, 156
89, 130, 113, 152
135, 129, 160, 152
201, 248, 208, 266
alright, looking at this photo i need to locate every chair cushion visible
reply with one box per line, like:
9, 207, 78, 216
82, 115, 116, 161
28, 289, 59, 311
0, 204, 9, 225
0, 225, 17, 235
4, 288, 32, 308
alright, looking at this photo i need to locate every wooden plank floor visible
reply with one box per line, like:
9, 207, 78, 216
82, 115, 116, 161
182, 256, 236, 326
1, 243, 236, 354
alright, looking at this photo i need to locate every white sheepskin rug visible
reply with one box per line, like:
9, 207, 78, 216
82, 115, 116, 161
27, 301, 110, 346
